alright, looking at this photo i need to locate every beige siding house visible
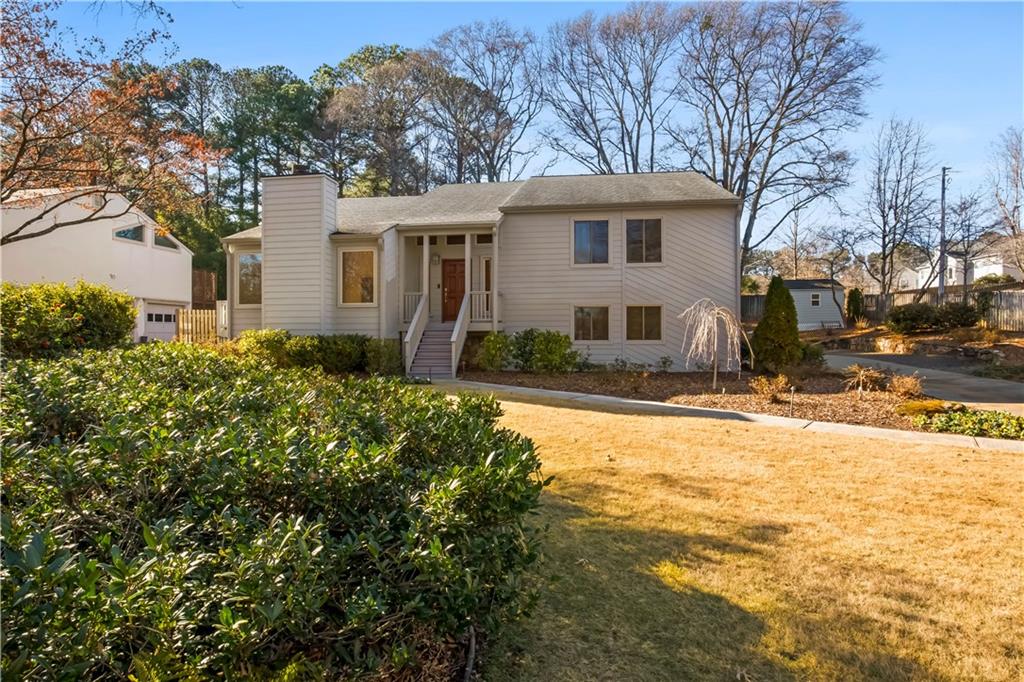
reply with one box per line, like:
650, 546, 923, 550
222, 171, 740, 377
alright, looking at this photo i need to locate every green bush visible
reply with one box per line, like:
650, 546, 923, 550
529, 330, 579, 373
365, 338, 402, 375
935, 301, 980, 329
914, 407, 1024, 440
313, 334, 367, 373
974, 273, 1016, 286
237, 329, 367, 373
510, 328, 539, 371
751, 276, 801, 372
800, 342, 825, 366
1, 281, 136, 358
845, 287, 864, 322
0, 345, 545, 678
236, 328, 292, 365
885, 303, 937, 333
478, 331, 512, 371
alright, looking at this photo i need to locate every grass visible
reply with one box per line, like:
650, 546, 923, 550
480, 396, 1023, 681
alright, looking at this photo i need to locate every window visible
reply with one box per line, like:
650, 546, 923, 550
340, 249, 376, 305
810, 293, 821, 307
475, 234, 493, 245
574, 306, 609, 341
446, 235, 465, 245
626, 219, 662, 263
415, 236, 439, 246
114, 225, 144, 242
237, 253, 262, 305
154, 233, 179, 250
573, 220, 609, 264
482, 257, 492, 291
147, 313, 154, 322
626, 306, 661, 341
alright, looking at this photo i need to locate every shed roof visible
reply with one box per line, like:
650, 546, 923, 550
782, 279, 844, 290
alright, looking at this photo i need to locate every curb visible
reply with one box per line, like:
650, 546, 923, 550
436, 379, 1024, 454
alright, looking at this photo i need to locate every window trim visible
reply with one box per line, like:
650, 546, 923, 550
153, 232, 181, 252
234, 251, 263, 309
623, 214, 665, 267
810, 292, 821, 307
479, 256, 493, 292
112, 223, 146, 246
569, 216, 612, 268
624, 304, 664, 343
338, 247, 379, 307
571, 303, 613, 344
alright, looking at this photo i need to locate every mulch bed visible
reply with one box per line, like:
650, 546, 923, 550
463, 370, 919, 431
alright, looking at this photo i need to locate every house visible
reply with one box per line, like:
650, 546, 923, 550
1, 188, 193, 341
221, 170, 740, 376
783, 279, 846, 330
900, 237, 1023, 292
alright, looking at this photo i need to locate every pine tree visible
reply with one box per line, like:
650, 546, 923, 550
846, 287, 864, 323
751, 276, 801, 372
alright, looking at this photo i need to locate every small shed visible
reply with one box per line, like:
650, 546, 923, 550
783, 279, 845, 330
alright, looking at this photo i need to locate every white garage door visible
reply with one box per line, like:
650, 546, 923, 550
144, 304, 178, 341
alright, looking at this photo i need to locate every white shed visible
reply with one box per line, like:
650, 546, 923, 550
783, 279, 845, 330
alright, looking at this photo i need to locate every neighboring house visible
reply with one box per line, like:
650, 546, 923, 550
1, 188, 193, 341
904, 238, 1022, 291
783, 279, 845, 330
221, 171, 740, 376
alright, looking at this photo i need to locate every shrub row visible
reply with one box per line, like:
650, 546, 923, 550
0, 344, 546, 678
477, 328, 579, 373
913, 406, 1024, 440
234, 328, 402, 374
885, 301, 980, 334
1, 281, 136, 358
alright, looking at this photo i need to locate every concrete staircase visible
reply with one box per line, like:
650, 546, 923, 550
409, 321, 454, 378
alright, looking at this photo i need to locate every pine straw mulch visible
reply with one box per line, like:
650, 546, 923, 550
462, 369, 919, 431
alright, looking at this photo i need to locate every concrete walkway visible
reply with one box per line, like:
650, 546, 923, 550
437, 379, 1024, 454
825, 352, 1024, 416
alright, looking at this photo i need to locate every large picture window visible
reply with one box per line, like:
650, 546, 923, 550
340, 249, 376, 305
626, 306, 662, 341
626, 219, 661, 263
573, 220, 609, 264
574, 306, 609, 341
237, 253, 262, 305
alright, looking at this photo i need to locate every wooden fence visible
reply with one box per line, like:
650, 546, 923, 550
175, 308, 218, 343
981, 290, 1024, 332
740, 295, 765, 323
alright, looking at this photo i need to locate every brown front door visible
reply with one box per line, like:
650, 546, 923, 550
442, 259, 465, 321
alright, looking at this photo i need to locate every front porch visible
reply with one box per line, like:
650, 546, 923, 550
399, 227, 499, 377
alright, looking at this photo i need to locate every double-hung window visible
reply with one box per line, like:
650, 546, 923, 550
625, 219, 661, 264
574, 306, 609, 341
573, 220, 609, 265
626, 306, 662, 341
237, 253, 262, 305
810, 293, 821, 307
340, 249, 376, 305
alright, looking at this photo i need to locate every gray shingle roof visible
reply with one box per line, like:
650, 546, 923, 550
783, 279, 844, 290
499, 172, 738, 212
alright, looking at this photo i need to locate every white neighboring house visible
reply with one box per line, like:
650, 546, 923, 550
1, 188, 193, 341
905, 238, 1023, 291
783, 279, 846, 330
221, 171, 741, 377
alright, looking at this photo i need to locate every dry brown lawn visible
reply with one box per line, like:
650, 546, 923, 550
481, 397, 1024, 681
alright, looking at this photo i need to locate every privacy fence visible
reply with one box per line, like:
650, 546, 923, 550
741, 285, 1024, 332
175, 308, 218, 343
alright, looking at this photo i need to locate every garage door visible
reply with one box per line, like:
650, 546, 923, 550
144, 304, 178, 341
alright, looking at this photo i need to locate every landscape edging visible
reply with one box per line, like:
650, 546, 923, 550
441, 379, 1024, 454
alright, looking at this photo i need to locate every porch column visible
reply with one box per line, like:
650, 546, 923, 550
464, 234, 471, 310
421, 235, 430, 313
492, 223, 499, 332
398, 234, 404, 318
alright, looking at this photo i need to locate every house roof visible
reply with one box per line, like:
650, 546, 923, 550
219, 172, 739, 242
499, 172, 739, 212
221, 224, 263, 242
783, 278, 844, 290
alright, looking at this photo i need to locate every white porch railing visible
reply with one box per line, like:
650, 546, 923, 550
403, 294, 428, 374
403, 292, 422, 324
469, 290, 492, 322
450, 293, 471, 375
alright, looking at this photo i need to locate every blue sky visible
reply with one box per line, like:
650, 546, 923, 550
59, 1, 1024, 244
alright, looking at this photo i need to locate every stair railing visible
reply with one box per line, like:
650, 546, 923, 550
450, 293, 471, 377
403, 293, 427, 374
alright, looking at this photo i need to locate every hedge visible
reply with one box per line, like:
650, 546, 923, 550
1, 281, 136, 358
886, 301, 980, 333
479, 329, 578, 373
1, 344, 546, 678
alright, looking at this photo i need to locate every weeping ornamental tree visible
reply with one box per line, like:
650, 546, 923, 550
678, 299, 750, 390
751, 276, 802, 372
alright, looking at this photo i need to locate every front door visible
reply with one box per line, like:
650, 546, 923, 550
442, 259, 465, 321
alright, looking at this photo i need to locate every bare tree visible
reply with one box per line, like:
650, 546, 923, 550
677, 298, 750, 389
813, 224, 859, 323
418, 61, 486, 184
988, 126, 1024, 272
543, 3, 690, 174
671, 1, 878, 266
946, 192, 994, 293
855, 117, 935, 308
430, 21, 543, 182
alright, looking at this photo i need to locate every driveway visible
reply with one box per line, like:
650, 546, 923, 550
825, 352, 1024, 416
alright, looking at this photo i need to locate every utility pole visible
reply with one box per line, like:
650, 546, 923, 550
938, 166, 951, 303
